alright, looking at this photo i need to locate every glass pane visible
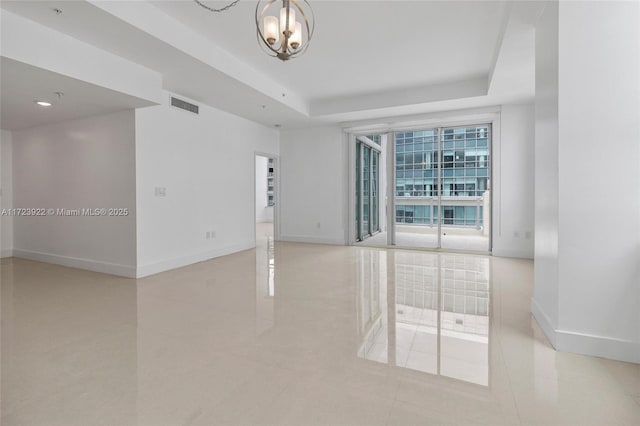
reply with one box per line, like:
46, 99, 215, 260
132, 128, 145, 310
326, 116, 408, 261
363, 146, 370, 237
356, 142, 362, 241
372, 150, 379, 233
440, 125, 491, 251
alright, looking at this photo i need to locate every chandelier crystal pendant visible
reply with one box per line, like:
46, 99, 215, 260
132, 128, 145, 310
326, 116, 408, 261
256, 0, 314, 61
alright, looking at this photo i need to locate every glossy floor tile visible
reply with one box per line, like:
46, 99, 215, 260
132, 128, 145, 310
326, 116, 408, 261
1, 235, 639, 425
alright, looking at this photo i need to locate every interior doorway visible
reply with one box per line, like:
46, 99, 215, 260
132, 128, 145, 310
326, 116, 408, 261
255, 154, 277, 247
255, 153, 277, 337
352, 124, 492, 253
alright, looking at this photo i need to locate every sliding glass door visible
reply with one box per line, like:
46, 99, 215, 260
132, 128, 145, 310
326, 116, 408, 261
356, 137, 381, 242
394, 125, 491, 252
438, 125, 491, 251
354, 125, 490, 252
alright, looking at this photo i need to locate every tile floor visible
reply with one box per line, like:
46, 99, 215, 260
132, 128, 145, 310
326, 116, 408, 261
1, 231, 639, 425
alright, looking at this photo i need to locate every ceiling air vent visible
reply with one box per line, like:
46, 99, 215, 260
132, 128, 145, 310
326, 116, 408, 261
170, 96, 199, 114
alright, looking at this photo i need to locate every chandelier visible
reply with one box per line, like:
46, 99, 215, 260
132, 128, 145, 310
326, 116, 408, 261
256, 0, 315, 61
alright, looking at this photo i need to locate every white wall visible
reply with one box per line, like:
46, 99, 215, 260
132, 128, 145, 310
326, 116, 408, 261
279, 127, 347, 245
493, 103, 535, 258
556, 0, 639, 362
532, 0, 560, 336
135, 93, 279, 277
1, 129, 13, 257
255, 156, 273, 223
11, 110, 137, 276
533, 0, 640, 363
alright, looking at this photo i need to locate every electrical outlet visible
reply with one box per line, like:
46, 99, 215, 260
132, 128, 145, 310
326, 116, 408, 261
525, 231, 532, 240
154, 187, 167, 197
513, 231, 520, 238
316, 222, 321, 229
211, 230, 216, 238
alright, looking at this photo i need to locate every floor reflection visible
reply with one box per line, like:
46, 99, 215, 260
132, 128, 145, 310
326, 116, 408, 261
255, 231, 275, 335
357, 249, 490, 386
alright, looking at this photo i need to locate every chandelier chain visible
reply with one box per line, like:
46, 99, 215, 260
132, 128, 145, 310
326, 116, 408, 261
193, 0, 240, 13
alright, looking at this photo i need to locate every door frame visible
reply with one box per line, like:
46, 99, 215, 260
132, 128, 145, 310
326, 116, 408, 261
254, 151, 281, 245
353, 135, 383, 242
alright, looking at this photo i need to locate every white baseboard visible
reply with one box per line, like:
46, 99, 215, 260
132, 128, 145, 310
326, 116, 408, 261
136, 242, 255, 278
12, 249, 136, 278
532, 297, 639, 364
555, 329, 640, 364
13, 243, 260, 279
531, 297, 558, 347
1, 248, 13, 258
492, 247, 534, 259
279, 234, 345, 245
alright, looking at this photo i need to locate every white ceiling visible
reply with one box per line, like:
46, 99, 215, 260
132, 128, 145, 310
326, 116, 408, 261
1, 0, 537, 128
0, 57, 154, 131
1, 0, 311, 126
151, 0, 507, 101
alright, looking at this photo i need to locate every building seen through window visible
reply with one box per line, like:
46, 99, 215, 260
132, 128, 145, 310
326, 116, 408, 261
395, 126, 489, 227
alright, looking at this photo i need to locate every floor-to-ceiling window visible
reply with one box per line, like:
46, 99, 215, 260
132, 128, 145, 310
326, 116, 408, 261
395, 124, 491, 251
395, 126, 488, 227
354, 123, 491, 252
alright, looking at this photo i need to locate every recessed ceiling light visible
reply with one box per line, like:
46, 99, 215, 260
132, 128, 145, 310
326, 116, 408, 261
35, 101, 52, 107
